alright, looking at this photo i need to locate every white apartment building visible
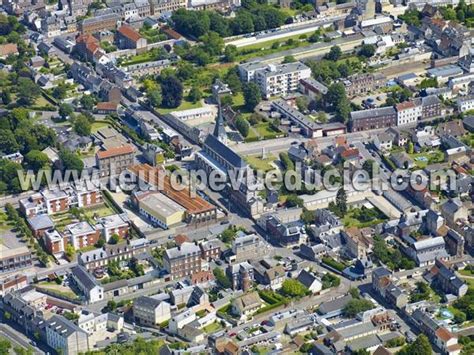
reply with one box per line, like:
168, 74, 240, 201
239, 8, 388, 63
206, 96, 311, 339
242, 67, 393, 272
396, 101, 422, 126
254, 62, 312, 99
457, 95, 474, 113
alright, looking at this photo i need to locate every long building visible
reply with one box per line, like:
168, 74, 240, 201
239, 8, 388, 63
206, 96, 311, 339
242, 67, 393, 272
350, 106, 397, 132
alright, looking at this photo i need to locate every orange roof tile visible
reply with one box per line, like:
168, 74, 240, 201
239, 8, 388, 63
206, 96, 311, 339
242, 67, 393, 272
0, 43, 18, 56
95, 102, 118, 111
118, 25, 142, 43
436, 327, 456, 342
96, 145, 135, 159
128, 164, 216, 215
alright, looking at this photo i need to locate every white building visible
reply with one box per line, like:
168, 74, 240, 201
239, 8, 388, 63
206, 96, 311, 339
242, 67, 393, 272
457, 95, 474, 113
46, 315, 89, 355
71, 266, 104, 303
254, 62, 312, 99
169, 309, 196, 334
396, 101, 422, 126
373, 132, 393, 152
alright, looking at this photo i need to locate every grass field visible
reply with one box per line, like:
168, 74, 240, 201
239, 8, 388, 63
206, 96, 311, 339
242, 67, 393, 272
37, 281, 79, 300
409, 150, 445, 169
91, 121, 112, 133
342, 207, 388, 228
84, 204, 115, 219
245, 154, 276, 172
156, 100, 203, 115
203, 321, 223, 334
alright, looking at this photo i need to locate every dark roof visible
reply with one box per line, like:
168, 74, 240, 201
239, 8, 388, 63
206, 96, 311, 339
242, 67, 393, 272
71, 265, 99, 291
134, 295, 163, 309
297, 269, 318, 288
372, 267, 391, 279
204, 134, 246, 168
318, 294, 352, 315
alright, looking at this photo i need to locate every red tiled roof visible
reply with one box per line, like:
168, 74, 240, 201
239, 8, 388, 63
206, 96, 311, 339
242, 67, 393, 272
436, 327, 456, 342
396, 101, 416, 111
95, 102, 117, 111
341, 148, 359, 159
96, 145, 135, 159
174, 234, 189, 246
0, 43, 18, 56
128, 164, 216, 215
118, 25, 142, 43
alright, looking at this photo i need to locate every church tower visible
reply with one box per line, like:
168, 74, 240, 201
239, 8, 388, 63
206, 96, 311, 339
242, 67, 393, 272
213, 97, 228, 145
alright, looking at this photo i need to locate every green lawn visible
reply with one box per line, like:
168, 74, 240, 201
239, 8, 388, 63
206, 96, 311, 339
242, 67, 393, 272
84, 204, 115, 219
342, 207, 388, 228
409, 150, 445, 169
156, 100, 203, 115
37, 282, 79, 300
91, 121, 112, 133
245, 154, 276, 172
254, 122, 282, 139
238, 32, 309, 51
203, 321, 223, 334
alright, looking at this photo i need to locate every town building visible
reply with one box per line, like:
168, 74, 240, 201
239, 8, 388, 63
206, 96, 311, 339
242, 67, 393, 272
350, 107, 397, 132
343, 72, 386, 98
131, 191, 185, 229
253, 62, 312, 99
46, 315, 89, 355
71, 265, 104, 303
396, 101, 422, 126
133, 296, 171, 326
116, 25, 147, 52
96, 144, 135, 177
163, 242, 203, 280
78, 13, 119, 34
0, 246, 32, 274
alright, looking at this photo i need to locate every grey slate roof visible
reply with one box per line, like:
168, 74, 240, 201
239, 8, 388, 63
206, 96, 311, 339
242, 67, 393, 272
71, 265, 99, 291
204, 134, 247, 168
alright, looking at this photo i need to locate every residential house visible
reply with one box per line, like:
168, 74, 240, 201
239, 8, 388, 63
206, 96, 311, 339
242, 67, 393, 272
296, 269, 322, 294
231, 292, 263, 319
70, 265, 104, 303
133, 296, 171, 326
46, 315, 89, 355
163, 242, 203, 280
226, 262, 254, 291
96, 144, 135, 177
116, 25, 147, 52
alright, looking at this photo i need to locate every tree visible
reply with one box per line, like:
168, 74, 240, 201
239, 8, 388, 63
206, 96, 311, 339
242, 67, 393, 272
108, 234, 120, 244
300, 208, 314, 224
358, 44, 376, 58
407, 141, 414, 154
213, 268, 231, 289
199, 31, 224, 56
107, 300, 117, 311
336, 188, 347, 216
235, 116, 250, 137
325, 83, 350, 123
80, 94, 95, 111
286, 194, 303, 208
283, 55, 296, 63
325, 45, 342, 61
59, 103, 74, 120
397, 335, 432, 355
296, 96, 309, 112
59, 149, 84, 172
148, 89, 162, 107
0, 338, 11, 355
24, 150, 49, 172
187, 86, 202, 103
1, 90, 11, 105
224, 44, 238, 62
161, 75, 183, 108
52, 83, 68, 100
224, 67, 242, 93
281, 279, 308, 297
65, 244, 75, 260
343, 298, 374, 317
17, 78, 40, 106
454, 311, 467, 324
0, 129, 19, 154
243, 82, 261, 111
73, 114, 91, 136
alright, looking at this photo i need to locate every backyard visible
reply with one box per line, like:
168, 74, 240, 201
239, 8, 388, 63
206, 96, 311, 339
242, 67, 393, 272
245, 153, 277, 172
342, 206, 388, 228
202, 321, 223, 334
0, 210, 13, 232
409, 150, 445, 169
37, 281, 79, 301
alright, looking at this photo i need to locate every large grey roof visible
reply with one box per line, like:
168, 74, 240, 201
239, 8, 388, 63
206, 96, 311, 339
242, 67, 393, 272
71, 265, 99, 291
134, 295, 163, 309
350, 106, 396, 120
204, 134, 247, 169
318, 294, 352, 315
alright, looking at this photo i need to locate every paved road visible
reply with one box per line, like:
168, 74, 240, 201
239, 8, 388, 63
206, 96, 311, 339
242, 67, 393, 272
0, 324, 44, 354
